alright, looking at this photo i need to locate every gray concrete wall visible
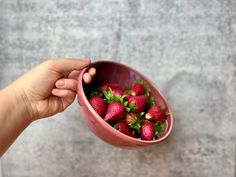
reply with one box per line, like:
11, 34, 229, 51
0, 0, 236, 177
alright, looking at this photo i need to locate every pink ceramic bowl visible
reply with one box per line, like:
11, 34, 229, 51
77, 60, 173, 148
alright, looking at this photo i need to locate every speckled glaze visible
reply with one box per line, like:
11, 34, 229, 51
77, 60, 173, 148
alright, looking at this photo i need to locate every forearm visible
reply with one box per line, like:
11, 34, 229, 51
0, 84, 32, 156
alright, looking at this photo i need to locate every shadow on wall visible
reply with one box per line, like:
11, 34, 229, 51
162, 70, 228, 134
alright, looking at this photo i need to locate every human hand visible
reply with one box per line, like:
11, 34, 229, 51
7, 58, 96, 121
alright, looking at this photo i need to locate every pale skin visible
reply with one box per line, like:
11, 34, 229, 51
0, 58, 96, 156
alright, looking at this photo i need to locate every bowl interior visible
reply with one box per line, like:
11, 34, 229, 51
82, 61, 172, 141
83, 62, 141, 93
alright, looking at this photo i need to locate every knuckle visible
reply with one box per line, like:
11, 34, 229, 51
68, 79, 77, 89
45, 59, 57, 67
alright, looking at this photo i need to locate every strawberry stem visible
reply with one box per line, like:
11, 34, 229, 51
128, 102, 137, 112
89, 88, 103, 98
103, 88, 125, 104
128, 119, 141, 134
147, 96, 156, 107
138, 79, 151, 96
123, 101, 128, 107
139, 112, 145, 118
126, 107, 131, 112
114, 125, 120, 130
154, 121, 167, 139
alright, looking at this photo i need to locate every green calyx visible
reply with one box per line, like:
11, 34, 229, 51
128, 119, 141, 134
138, 79, 151, 96
126, 113, 141, 133
137, 80, 156, 107
103, 88, 126, 104
154, 121, 167, 139
89, 88, 104, 98
132, 121, 141, 134
127, 102, 137, 113
103, 88, 139, 113
114, 125, 120, 130
139, 112, 145, 118
147, 96, 156, 107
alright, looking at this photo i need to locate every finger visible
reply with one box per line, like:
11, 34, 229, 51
68, 70, 81, 80
52, 88, 76, 98
69, 67, 96, 80
88, 67, 96, 77
47, 58, 91, 74
52, 89, 76, 110
83, 73, 92, 84
55, 79, 77, 92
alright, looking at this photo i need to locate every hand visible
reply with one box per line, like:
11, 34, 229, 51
8, 58, 96, 120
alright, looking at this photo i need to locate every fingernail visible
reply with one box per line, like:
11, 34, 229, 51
57, 80, 64, 87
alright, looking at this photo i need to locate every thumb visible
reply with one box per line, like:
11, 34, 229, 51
47, 58, 91, 74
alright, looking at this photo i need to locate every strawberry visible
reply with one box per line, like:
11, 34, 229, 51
128, 95, 147, 113
114, 122, 135, 138
124, 113, 141, 133
124, 113, 139, 125
112, 89, 123, 97
101, 82, 118, 91
88, 79, 163, 141
104, 102, 126, 123
140, 121, 155, 140
123, 89, 130, 95
89, 97, 107, 117
103, 88, 126, 104
145, 106, 166, 122
131, 83, 145, 96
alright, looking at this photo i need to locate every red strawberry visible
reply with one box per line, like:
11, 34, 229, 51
112, 89, 123, 97
101, 82, 118, 91
124, 113, 139, 125
145, 106, 166, 122
123, 89, 129, 95
128, 95, 147, 113
114, 122, 135, 138
140, 121, 155, 140
104, 102, 126, 123
124, 113, 137, 126
89, 97, 107, 117
131, 83, 145, 96
124, 113, 141, 133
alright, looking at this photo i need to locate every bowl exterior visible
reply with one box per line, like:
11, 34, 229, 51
77, 60, 173, 148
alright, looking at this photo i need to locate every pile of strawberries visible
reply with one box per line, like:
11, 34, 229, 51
88, 80, 168, 141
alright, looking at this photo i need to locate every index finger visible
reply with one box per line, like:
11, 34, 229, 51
46, 58, 91, 74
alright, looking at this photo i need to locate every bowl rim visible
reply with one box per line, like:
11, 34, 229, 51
78, 60, 174, 144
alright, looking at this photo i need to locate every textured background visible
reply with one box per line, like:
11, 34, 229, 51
0, 0, 236, 177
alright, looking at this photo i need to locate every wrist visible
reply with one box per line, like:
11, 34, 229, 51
3, 83, 35, 123
0, 84, 34, 155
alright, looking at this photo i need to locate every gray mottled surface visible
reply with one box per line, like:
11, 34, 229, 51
0, 0, 236, 177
